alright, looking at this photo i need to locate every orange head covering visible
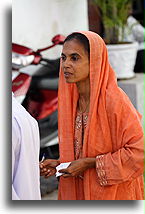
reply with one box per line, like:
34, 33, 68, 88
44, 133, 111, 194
58, 31, 143, 200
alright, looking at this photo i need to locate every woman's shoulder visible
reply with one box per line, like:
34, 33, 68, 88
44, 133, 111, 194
106, 85, 126, 105
105, 85, 136, 115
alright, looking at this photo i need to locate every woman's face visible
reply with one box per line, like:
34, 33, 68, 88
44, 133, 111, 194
61, 39, 90, 83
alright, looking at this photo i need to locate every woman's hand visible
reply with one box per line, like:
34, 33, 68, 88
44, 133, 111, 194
39, 159, 60, 178
59, 158, 96, 178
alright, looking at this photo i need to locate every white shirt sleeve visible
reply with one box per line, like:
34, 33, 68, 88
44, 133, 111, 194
12, 117, 21, 200
12, 95, 41, 200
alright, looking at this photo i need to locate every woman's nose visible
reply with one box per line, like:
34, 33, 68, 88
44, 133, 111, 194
63, 58, 71, 68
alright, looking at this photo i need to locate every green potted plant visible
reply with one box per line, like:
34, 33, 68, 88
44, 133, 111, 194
93, 0, 138, 79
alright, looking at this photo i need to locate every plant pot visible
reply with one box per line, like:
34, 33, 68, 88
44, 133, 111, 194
107, 42, 138, 79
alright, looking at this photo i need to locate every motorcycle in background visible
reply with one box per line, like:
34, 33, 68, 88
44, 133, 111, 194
12, 34, 65, 159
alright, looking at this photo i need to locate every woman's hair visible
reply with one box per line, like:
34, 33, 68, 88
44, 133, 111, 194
64, 33, 90, 57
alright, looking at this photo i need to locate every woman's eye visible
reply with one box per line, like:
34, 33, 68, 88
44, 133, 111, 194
71, 56, 78, 61
61, 56, 66, 61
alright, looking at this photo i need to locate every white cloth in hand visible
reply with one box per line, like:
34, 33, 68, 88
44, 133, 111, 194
56, 162, 71, 177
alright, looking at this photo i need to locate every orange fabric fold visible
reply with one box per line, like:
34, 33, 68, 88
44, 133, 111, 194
58, 31, 144, 200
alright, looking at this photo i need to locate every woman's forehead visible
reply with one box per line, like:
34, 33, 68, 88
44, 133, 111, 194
62, 39, 88, 55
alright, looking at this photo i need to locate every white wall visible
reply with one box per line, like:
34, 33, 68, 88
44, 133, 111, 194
12, 0, 89, 58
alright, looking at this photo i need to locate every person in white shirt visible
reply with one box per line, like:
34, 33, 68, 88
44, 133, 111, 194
123, 3, 144, 73
12, 94, 41, 200
125, 15, 144, 51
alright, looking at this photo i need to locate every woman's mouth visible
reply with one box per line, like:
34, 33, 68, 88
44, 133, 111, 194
64, 72, 73, 78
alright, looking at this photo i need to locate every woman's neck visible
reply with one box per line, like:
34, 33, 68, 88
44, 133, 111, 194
76, 77, 90, 101
76, 78, 90, 112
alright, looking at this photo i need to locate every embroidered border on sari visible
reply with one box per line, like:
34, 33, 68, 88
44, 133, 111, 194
96, 155, 108, 186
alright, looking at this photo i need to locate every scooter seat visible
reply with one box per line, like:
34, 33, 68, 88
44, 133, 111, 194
30, 76, 58, 90
33, 58, 60, 78
29, 58, 60, 90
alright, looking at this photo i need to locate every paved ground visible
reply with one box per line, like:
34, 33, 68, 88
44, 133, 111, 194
40, 175, 58, 200
42, 189, 58, 200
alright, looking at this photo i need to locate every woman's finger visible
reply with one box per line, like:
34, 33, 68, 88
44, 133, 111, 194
44, 170, 56, 178
62, 173, 71, 178
59, 168, 69, 174
40, 167, 47, 173
40, 172, 48, 176
42, 159, 59, 168
41, 170, 51, 177
39, 163, 44, 169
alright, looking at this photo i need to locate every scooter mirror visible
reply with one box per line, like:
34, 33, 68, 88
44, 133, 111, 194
12, 43, 34, 55
52, 34, 66, 45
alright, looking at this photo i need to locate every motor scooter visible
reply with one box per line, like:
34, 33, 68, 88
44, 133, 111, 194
12, 34, 65, 159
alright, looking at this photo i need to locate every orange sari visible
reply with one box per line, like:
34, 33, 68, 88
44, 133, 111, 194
58, 31, 144, 200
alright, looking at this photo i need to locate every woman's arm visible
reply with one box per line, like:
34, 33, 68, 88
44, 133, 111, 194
98, 89, 144, 186
95, 135, 144, 186
58, 158, 96, 177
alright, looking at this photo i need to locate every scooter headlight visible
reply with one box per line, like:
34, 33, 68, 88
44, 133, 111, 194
12, 52, 35, 70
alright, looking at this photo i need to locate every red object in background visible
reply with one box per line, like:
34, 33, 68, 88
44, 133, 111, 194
12, 43, 34, 55
12, 34, 65, 149
12, 43, 41, 64
12, 73, 32, 97
12, 34, 66, 65
27, 90, 58, 120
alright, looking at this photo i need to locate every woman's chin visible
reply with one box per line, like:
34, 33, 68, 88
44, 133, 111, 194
65, 78, 74, 83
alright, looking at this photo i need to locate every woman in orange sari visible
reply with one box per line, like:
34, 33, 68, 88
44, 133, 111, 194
40, 31, 144, 200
